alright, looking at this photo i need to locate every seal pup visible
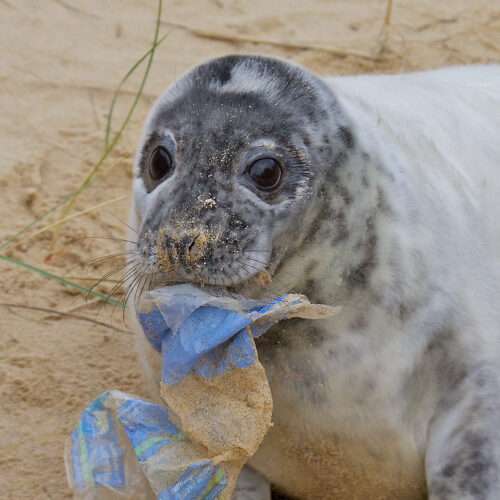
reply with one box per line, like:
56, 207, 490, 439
126, 55, 500, 499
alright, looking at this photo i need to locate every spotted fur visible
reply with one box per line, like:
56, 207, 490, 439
127, 55, 500, 499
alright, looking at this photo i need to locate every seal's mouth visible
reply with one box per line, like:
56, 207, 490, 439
127, 259, 275, 305
129, 226, 274, 304
156, 268, 273, 296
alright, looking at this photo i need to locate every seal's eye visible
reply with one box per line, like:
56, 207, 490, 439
149, 146, 173, 181
248, 158, 282, 190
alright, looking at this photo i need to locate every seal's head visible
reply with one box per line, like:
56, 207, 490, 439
130, 54, 355, 298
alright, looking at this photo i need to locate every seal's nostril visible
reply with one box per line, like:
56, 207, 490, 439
188, 237, 198, 252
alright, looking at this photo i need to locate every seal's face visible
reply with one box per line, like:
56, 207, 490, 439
131, 55, 347, 296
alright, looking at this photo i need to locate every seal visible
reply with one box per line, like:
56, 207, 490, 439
126, 55, 500, 499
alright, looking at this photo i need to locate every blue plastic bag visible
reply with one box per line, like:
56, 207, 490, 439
66, 285, 338, 499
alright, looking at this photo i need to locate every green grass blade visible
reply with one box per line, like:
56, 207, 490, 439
0, 255, 125, 308
1, 2, 164, 307
61, 0, 164, 220
1, 19, 165, 252
105, 33, 168, 149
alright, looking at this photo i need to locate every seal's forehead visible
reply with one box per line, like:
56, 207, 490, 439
171, 55, 313, 102
209, 57, 289, 96
197, 54, 309, 98
145, 55, 335, 134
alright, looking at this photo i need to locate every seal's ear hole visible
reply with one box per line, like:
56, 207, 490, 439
149, 146, 174, 181
247, 158, 282, 190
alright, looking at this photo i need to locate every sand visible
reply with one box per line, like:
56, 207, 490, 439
0, 0, 498, 498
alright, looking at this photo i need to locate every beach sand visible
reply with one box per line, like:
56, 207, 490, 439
0, 1, 499, 497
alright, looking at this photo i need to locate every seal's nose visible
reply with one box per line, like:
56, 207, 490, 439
186, 234, 199, 252
160, 230, 210, 272
184, 231, 210, 266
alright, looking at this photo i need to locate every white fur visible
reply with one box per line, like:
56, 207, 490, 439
326, 65, 500, 271
246, 65, 500, 498
129, 64, 500, 499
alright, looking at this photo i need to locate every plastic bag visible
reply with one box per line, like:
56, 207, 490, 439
65, 285, 339, 499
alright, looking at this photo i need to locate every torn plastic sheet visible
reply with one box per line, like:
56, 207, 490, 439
66, 285, 339, 499
137, 284, 338, 385
66, 390, 226, 500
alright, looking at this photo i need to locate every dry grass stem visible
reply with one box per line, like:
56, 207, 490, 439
52, 0, 99, 18
477, 36, 500, 53
373, 0, 394, 56
23, 79, 160, 98
0, 302, 130, 334
43, 297, 102, 318
10, 195, 127, 249
163, 21, 377, 60
98, 150, 134, 177
63, 277, 121, 283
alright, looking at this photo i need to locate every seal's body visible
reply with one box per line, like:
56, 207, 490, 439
127, 56, 500, 499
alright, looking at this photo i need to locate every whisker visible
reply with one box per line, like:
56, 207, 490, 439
134, 206, 144, 227
237, 265, 281, 302
144, 271, 154, 297
98, 263, 142, 318
87, 259, 140, 299
134, 266, 152, 306
63, 251, 139, 277
234, 266, 265, 297
239, 261, 292, 297
78, 236, 138, 245
103, 210, 140, 236
246, 256, 304, 283
244, 246, 307, 259
92, 263, 142, 314
108, 263, 143, 303
123, 268, 145, 309
122, 267, 148, 326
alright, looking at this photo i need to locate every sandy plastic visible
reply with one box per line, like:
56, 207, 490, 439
65, 285, 339, 499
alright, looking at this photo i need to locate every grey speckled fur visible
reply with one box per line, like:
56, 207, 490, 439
127, 55, 500, 499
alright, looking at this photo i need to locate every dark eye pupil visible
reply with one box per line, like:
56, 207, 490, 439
248, 158, 281, 189
149, 146, 172, 181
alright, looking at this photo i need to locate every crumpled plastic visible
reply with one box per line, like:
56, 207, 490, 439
65, 284, 339, 499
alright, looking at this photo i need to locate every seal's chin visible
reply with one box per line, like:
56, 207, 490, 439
131, 263, 274, 302
184, 268, 274, 299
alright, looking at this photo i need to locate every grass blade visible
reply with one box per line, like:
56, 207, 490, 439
105, 33, 168, 149
0, 192, 74, 252
53, 0, 164, 247
0, 302, 130, 334
1, 1, 164, 310
0, 255, 125, 308
9, 195, 126, 250
0, 151, 131, 252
